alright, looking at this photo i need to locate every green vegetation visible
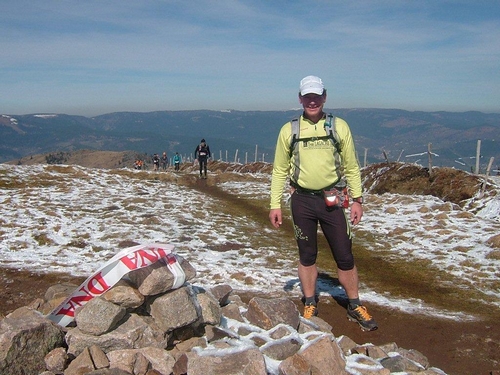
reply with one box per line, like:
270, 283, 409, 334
45, 152, 69, 164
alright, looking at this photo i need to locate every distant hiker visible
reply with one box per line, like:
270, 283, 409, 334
269, 76, 377, 331
173, 152, 181, 171
134, 159, 143, 170
152, 153, 160, 171
194, 138, 211, 178
161, 152, 168, 171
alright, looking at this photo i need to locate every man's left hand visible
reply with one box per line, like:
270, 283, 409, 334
350, 202, 363, 225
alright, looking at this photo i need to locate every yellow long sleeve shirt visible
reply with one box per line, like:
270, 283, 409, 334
270, 114, 362, 209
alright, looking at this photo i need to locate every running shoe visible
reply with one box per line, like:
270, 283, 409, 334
303, 303, 318, 319
347, 305, 378, 331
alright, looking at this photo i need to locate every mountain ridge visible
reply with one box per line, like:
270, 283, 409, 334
2, 108, 499, 170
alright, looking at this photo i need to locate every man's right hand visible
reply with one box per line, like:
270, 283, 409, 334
269, 208, 282, 228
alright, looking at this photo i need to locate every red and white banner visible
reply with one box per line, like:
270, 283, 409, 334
46, 243, 186, 327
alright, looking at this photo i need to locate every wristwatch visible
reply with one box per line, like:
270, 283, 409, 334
352, 197, 363, 204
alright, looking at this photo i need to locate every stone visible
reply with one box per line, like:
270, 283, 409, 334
209, 284, 233, 306
204, 325, 239, 343
261, 337, 302, 360
245, 297, 299, 330
44, 346, 68, 374
380, 354, 423, 372
346, 354, 390, 375
299, 335, 347, 375
186, 348, 267, 375
66, 313, 170, 356
226, 294, 245, 307
0, 307, 65, 375
75, 297, 127, 335
221, 303, 244, 322
269, 325, 293, 340
147, 286, 200, 332
102, 279, 145, 308
195, 288, 222, 326
399, 347, 430, 369
298, 316, 332, 334
174, 336, 207, 353
107, 348, 175, 375
128, 255, 196, 296
172, 353, 188, 375
366, 345, 388, 359
337, 335, 358, 355
64, 346, 95, 374
85, 369, 131, 375
378, 342, 398, 353
89, 344, 110, 369
278, 353, 322, 375
45, 283, 79, 301
134, 352, 152, 374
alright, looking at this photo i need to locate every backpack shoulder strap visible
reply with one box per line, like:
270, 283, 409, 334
289, 114, 343, 183
291, 117, 300, 139
289, 117, 300, 157
289, 114, 341, 156
324, 113, 341, 153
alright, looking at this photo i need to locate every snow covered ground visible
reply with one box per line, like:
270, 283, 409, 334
1, 164, 499, 322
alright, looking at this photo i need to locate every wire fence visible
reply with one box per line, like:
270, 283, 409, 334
136, 140, 498, 177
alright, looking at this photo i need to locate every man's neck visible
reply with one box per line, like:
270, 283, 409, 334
303, 111, 325, 124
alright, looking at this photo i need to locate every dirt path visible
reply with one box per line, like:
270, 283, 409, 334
315, 298, 499, 375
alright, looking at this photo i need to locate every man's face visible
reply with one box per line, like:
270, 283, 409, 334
299, 93, 326, 118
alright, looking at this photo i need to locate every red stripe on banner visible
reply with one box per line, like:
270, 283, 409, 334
46, 243, 178, 327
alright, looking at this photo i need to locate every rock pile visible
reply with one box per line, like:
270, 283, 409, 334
0, 255, 447, 375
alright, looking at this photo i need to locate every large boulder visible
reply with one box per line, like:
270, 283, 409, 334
0, 307, 65, 375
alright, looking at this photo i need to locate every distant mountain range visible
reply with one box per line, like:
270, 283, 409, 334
1, 109, 499, 171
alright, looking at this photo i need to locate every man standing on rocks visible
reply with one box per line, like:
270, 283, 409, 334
268, 75, 378, 331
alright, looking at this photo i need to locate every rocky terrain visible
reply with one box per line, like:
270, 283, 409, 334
1, 249, 447, 375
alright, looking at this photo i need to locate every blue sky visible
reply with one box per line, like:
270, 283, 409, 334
1, 0, 499, 116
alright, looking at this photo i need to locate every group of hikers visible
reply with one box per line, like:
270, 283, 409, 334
133, 138, 211, 179
134, 151, 182, 171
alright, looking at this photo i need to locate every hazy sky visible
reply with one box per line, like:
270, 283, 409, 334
1, 1, 499, 116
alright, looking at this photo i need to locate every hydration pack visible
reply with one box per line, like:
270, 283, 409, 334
289, 113, 344, 185
289, 113, 341, 158
198, 143, 209, 157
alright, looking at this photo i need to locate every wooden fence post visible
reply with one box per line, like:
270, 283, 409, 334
397, 150, 404, 162
382, 149, 389, 164
475, 140, 481, 174
428, 143, 433, 177
480, 157, 495, 197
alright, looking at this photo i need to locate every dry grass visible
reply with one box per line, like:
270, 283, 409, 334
486, 250, 500, 260
363, 162, 490, 205
486, 234, 500, 249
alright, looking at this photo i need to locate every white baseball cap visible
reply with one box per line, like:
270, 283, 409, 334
299, 75, 325, 96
